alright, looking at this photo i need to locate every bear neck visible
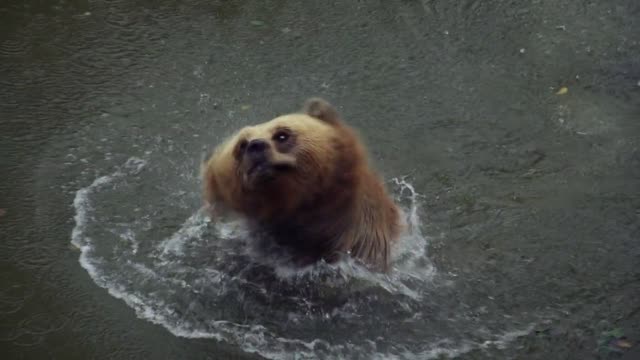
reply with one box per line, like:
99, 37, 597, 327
258, 166, 399, 270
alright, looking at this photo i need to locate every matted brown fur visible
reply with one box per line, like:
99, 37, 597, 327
201, 98, 402, 271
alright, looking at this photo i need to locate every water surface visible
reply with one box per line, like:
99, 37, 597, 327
1, 1, 639, 359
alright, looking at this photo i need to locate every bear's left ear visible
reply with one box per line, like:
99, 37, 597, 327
303, 97, 341, 125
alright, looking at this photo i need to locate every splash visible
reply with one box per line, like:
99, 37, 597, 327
71, 157, 534, 359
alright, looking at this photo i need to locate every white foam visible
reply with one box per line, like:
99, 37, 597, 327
479, 324, 536, 350
157, 208, 210, 257
71, 157, 146, 249
389, 177, 437, 282
71, 174, 115, 249
119, 228, 139, 254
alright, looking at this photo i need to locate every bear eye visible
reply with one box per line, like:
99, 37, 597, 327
273, 131, 290, 143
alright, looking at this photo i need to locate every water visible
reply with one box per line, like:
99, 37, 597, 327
1, 1, 639, 359
67, 154, 536, 359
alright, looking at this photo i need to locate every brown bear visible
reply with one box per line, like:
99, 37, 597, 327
201, 98, 402, 271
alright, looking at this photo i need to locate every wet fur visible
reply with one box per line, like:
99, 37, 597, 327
201, 98, 402, 271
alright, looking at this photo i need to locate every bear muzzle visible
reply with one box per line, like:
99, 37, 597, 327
240, 139, 297, 190
241, 146, 277, 188
246, 139, 269, 158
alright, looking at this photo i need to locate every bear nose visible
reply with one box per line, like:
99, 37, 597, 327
246, 139, 269, 155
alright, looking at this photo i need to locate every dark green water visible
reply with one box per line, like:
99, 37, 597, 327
1, 1, 639, 359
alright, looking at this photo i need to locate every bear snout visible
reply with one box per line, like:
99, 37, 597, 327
246, 139, 269, 157
244, 139, 271, 171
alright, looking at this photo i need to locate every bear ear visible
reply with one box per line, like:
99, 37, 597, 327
303, 97, 341, 125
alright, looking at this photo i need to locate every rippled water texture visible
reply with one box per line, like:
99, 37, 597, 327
1, 1, 639, 359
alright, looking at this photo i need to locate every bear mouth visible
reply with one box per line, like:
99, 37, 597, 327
246, 161, 294, 179
247, 162, 271, 177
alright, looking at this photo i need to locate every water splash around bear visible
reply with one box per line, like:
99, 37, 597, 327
71, 155, 535, 359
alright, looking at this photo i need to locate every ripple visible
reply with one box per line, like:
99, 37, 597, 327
0, 37, 30, 58
69, 155, 537, 359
